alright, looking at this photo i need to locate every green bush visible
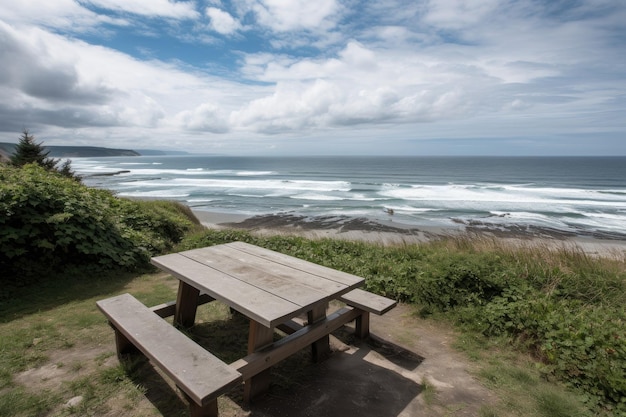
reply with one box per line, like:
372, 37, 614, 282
410, 253, 512, 310
0, 164, 196, 284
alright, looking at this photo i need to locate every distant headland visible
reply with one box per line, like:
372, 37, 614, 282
0, 142, 188, 160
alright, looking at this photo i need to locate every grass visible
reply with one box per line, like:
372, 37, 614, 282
1, 229, 624, 416
476, 353, 588, 417
0, 270, 180, 417
0, 267, 318, 416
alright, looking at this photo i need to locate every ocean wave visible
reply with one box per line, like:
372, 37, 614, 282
378, 183, 626, 206
236, 171, 276, 176
290, 193, 345, 201
118, 190, 190, 198
124, 178, 351, 192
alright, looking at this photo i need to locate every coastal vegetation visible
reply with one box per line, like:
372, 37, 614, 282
0, 163, 200, 285
1, 160, 624, 416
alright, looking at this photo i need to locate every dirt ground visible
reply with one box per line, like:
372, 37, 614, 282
15, 302, 496, 417
240, 303, 497, 417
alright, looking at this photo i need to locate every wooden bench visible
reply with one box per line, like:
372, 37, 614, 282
339, 289, 397, 338
96, 293, 242, 417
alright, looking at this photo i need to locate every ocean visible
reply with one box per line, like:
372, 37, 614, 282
72, 155, 626, 239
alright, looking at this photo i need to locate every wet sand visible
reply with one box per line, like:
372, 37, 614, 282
191, 210, 626, 259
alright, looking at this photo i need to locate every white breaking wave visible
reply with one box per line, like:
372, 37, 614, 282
118, 190, 190, 198
125, 178, 351, 192
378, 183, 626, 207
291, 193, 345, 201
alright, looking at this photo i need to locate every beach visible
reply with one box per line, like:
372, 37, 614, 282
191, 209, 626, 259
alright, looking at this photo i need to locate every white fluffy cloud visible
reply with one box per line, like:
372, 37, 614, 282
0, 0, 120, 31
251, 0, 340, 32
206, 7, 242, 35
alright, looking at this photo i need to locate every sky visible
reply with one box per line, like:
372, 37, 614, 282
0, 0, 625, 156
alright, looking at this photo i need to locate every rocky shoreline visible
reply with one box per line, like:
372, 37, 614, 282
192, 210, 626, 258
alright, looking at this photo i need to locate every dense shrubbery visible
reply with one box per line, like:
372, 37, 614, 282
0, 164, 197, 284
177, 229, 626, 415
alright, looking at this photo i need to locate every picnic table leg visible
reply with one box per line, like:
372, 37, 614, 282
112, 327, 138, 359
307, 303, 331, 362
243, 321, 274, 403
354, 310, 371, 339
175, 281, 200, 328
187, 395, 218, 417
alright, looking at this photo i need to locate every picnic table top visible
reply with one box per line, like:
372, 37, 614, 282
151, 242, 365, 328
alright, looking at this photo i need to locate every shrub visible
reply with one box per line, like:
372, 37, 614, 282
409, 251, 516, 310
0, 164, 196, 285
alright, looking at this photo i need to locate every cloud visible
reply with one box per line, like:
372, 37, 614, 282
0, 0, 121, 31
251, 0, 340, 32
174, 103, 230, 133
83, 0, 199, 19
0, 22, 115, 104
206, 7, 242, 35
423, 0, 501, 31
0, 20, 210, 133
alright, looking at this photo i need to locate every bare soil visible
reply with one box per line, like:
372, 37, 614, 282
242, 303, 497, 417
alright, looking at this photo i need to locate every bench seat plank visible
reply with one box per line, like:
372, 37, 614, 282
97, 293, 242, 406
339, 289, 397, 315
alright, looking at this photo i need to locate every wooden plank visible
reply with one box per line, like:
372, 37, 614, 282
276, 320, 303, 335
231, 307, 361, 380
150, 294, 215, 318
184, 245, 353, 297
339, 289, 397, 315
227, 242, 364, 288
151, 253, 300, 327
182, 246, 331, 308
97, 293, 242, 406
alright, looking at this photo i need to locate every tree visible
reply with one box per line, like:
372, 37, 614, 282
10, 129, 79, 180
10, 129, 57, 169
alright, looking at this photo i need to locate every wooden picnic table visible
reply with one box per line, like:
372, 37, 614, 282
150, 241, 368, 402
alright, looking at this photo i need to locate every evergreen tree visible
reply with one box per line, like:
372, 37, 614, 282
10, 129, 57, 169
10, 129, 79, 180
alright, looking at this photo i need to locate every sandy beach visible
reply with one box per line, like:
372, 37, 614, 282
191, 210, 626, 259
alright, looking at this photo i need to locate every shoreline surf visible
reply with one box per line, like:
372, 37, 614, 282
71, 155, 626, 246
